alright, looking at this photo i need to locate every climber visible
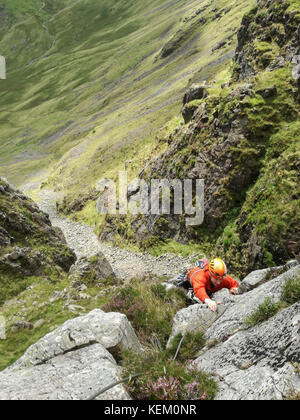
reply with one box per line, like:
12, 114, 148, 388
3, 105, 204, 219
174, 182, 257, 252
173, 258, 239, 312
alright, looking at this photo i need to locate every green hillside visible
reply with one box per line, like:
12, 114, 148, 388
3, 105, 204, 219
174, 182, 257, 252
0, 0, 299, 390
95, 0, 300, 275
0, 0, 254, 192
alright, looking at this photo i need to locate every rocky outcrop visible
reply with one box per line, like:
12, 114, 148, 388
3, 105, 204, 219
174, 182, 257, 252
56, 188, 98, 217
0, 344, 129, 400
194, 303, 300, 400
167, 304, 227, 348
0, 259, 299, 400
0, 309, 143, 400
0, 177, 76, 276
167, 262, 300, 400
181, 85, 209, 123
0, 178, 77, 304
0, 247, 46, 276
238, 260, 299, 294
234, 0, 300, 81
99, 0, 300, 276
69, 252, 117, 286
204, 264, 300, 343
100, 81, 260, 245
182, 84, 208, 105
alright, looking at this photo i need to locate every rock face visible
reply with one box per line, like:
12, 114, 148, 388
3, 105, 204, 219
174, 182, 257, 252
203, 264, 300, 343
69, 252, 117, 285
234, 0, 300, 81
168, 263, 300, 400
182, 84, 208, 105
238, 260, 299, 294
1, 344, 128, 400
167, 304, 227, 348
194, 303, 300, 400
0, 309, 143, 400
98, 0, 300, 277
0, 261, 299, 400
0, 177, 76, 278
182, 101, 201, 124
56, 188, 98, 216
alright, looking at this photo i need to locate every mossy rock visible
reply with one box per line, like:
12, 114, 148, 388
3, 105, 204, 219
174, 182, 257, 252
69, 252, 118, 287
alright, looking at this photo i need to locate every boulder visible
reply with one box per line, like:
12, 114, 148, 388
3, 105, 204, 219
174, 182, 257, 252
0, 227, 13, 247
0, 247, 46, 276
239, 261, 299, 294
127, 180, 140, 200
182, 102, 199, 123
256, 86, 277, 98
0, 344, 130, 400
183, 84, 208, 105
193, 303, 300, 400
0, 309, 143, 400
239, 266, 275, 294
11, 309, 143, 368
167, 303, 227, 348
11, 321, 33, 333
69, 252, 116, 285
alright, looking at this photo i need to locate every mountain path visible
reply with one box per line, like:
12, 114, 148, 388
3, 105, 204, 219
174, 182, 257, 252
36, 188, 196, 281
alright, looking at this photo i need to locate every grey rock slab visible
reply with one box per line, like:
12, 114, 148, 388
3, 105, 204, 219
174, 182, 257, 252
239, 260, 299, 294
167, 303, 227, 348
0, 344, 130, 400
239, 267, 274, 293
69, 252, 116, 281
193, 303, 300, 400
9, 309, 143, 370
204, 265, 300, 343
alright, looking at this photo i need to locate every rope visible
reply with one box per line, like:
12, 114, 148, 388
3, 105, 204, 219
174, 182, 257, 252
173, 334, 185, 361
85, 373, 143, 401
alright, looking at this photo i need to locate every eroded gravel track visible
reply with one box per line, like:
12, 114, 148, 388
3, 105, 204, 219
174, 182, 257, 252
36, 188, 196, 280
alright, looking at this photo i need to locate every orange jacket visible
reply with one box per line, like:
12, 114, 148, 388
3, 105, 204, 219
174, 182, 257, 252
187, 266, 239, 303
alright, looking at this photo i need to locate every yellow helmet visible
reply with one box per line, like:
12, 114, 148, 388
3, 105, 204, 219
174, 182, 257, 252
209, 258, 227, 279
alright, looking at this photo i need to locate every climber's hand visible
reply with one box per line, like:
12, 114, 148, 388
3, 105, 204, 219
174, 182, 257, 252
230, 287, 238, 295
204, 298, 221, 312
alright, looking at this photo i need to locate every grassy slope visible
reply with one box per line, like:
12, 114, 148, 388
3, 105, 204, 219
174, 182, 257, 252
0, 0, 254, 194
137, 0, 300, 272
0, 0, 298, 385
89, 0, 299, 273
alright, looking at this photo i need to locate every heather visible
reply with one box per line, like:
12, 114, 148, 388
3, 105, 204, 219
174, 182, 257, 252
121, 349, 217, 400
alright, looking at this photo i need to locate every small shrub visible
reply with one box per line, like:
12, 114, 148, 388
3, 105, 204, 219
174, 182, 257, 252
166, 332, 206, 363
245, 297, 282, 327
121, 350, 217, 400
281, 275, 300, 305
150, 283, 167, 300
102, 286, 148, 332
166, 287, 191, 306
102, 281, 188, 346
